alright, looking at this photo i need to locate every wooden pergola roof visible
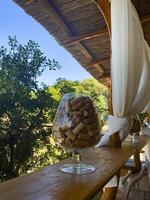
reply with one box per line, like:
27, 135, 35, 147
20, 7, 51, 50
13, 0, 150, 87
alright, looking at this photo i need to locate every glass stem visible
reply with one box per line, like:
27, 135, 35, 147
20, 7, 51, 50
72, 152, 81, 164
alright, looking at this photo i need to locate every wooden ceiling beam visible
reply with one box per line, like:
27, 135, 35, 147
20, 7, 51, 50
85, 57, 110, 68
141, 14, 150, 24
97, 0, 111, 33
97, 0, 122, 149
24, 0, 35, 5
38, 0, 104, 73
62, 28, 109, 47
91, 72, 110, 80
93, 0, 111, 80
98, 73, 110, 79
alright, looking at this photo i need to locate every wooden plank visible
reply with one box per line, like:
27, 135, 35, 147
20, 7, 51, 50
0, 136, 149, 200
92, 73, 110, 80
96, 1, 121, 199
76, 43, 104, 73
141, 14, 150, 24
103, 136, 150, 200
95, 0, 121, 145
134, 150, 142, 171
101, 187, 118, 200
24, 0, 34, 5
122, 135, 149, 172
109, 132, 122, 148
96, 0, 121, 147
76, 42, 93, 60
86, 57, 110, 69
98, 0, 111, 33
76, 42, 104, 73
122, 135, 149, 152
0, 147, 135, 200
98, 73, 110, 79
62, 28, 109, 46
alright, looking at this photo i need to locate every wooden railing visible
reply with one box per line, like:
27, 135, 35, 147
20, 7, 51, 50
0, 135, 149, 200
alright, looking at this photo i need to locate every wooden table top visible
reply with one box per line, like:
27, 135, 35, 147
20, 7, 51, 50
0, 135, 149, 200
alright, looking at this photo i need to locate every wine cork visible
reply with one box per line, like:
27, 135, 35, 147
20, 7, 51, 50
53, 126, 60, 132
65, 129, 76, 141
88, 130, 99, 136
53, 95, 101, 149
72, 122, 85, 135
78, 133, 90, 141
72, 116, 81, 125
57, 137, 65, 145
69, 111, 82, 117
91, 135, 100, 144
82, 108, 95, 118
75, 139, 90, 148
84, 117, 97, 125
80, 103, 91, 112
81, 97, 91, 104
65, 137, 73, 146
60, 125, 68, 132
66, 101, 72, 113
70, 96, 84, 106
89, 137, 98, 145
83, 110, 88, 117
59, 139, 66, 147
72, 102, 82, 111
87, 123, 99, 131
54, 131, 65, 138
80, 128, 87, 134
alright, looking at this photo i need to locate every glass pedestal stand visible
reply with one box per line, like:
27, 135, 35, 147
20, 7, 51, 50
59, 152, 96, 174
126, 133, 140, 143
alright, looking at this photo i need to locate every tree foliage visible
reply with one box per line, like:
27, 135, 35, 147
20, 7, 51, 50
0, 37, 61, 181
52, 78, 108, 120
0, 37, 108, 182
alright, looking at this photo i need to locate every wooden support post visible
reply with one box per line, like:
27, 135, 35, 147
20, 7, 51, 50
97, 1, 142, 198
97, 1, 121, 199
101, 188, 118, 200
141, 14, 150, 24
101, 171, 120, 200
134, 150, 142, 172
97, 0, 121, 148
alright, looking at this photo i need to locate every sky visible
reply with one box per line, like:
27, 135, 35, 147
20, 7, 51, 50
0, 0, 91, 86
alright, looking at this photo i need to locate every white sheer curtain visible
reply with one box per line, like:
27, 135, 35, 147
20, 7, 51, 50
96, 0, 150, 147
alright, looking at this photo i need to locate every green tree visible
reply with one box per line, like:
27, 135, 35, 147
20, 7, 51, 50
52, 78, 108, 121
54, 78, 80, 97
0, 37, 109, 182
0, 36, 61, 181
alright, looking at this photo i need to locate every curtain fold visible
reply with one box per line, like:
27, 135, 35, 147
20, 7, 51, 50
112, 0, 144, 117
96, 0, 150, 147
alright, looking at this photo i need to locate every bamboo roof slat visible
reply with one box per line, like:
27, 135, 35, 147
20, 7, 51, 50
13, 0, 150, 87
81, 35, 110, 60
39, 0, 72, 36
86, 57, 110, 69
62, 28, 109, 47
